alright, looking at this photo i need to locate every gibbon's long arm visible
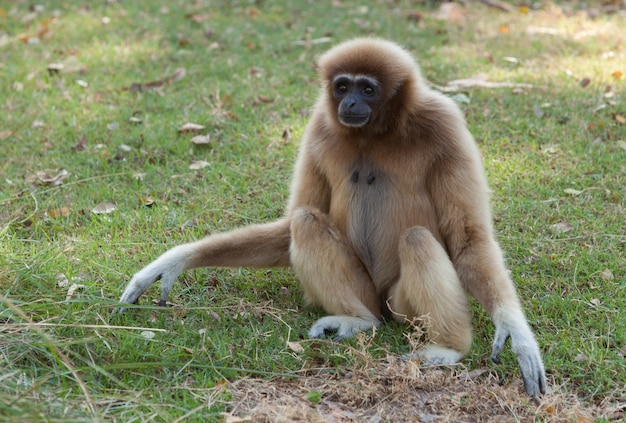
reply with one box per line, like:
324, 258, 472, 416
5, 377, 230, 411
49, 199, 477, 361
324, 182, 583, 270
119, 218, 291, 309
428, 126, 546, 397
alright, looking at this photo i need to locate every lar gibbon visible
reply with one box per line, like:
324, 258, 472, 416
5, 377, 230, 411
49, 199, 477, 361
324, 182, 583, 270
119, 38, 546, 397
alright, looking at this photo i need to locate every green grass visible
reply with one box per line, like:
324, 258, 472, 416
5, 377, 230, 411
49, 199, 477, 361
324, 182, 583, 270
1, 0, 625, 421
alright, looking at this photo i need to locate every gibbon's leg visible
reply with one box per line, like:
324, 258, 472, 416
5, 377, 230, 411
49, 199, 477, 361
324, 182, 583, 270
119, 218, 291, 310
290, 207, 381, 341
389, 227, 472, 364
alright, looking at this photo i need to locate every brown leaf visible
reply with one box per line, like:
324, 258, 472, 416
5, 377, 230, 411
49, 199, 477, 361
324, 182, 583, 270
187, 13, 212, 22
178, 123, 205, 134
406, 11, 424, 21
127, 67, 186, 92
0, 130, 14, 139
580, 77, 591, 88
256, 95, 273, 104
92, 201, 116, 214
71, 135, 87, 152
249, 66, 263, 76
48, 207, 70, 219
613, 113, 626, 124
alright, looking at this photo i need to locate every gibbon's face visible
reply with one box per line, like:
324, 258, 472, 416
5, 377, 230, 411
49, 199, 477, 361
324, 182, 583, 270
332, 74, 381, 128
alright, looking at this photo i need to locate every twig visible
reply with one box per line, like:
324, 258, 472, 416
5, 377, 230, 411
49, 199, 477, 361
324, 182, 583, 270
478, 0, 515, 12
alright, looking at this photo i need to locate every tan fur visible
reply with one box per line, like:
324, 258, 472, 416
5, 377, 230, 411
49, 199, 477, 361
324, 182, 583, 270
120, 38, 546, 397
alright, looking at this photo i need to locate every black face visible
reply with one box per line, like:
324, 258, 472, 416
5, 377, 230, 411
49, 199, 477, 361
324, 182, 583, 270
333, 74, 380, 128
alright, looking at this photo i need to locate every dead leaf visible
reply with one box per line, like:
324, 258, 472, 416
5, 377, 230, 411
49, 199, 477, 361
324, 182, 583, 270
564, 188, 583, 196
66, 283, 85, 301
287, 341, 305, 353
406, 11, 424, 21
48, 207, 70, 218
31, 169, 70, 186
574, 353, 588, 362
129, 116, 142, 124
92, 201, 116, 214
128, 67, 186, 92
220, 412, 252, 423
187, 13, 212, 22
47, 63, 64, 76
178, 123, 205, 134
551, 222, 572, 233
249, 66, 263, 76
189, 160, 210, 170
71, 135, 87, 152
600, 269, 613, 281
432, 3, 466, 23
580, 77, 591, 88
256, 95, 273, 104
613, 113, 625, 124
619, 346, 626, 357
56, 274, 69, 288
0, 130, 14, 139
140, 197, 155, 207
589, 298, 601, 307
191, 134, 211, 145
141, 331, 156, 340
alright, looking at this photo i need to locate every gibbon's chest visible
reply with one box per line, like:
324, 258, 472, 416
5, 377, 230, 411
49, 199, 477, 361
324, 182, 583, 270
321, 147, 439, 285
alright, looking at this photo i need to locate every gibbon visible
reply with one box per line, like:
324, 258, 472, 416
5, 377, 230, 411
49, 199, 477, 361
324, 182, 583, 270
119, 38, 546, 397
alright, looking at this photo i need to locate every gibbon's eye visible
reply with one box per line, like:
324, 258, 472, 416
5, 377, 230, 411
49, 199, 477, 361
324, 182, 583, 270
363, 86, 375, 96
336, 83, 348, 93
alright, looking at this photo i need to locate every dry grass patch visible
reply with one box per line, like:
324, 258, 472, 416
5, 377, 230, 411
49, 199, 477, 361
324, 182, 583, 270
225, 359, 621, 423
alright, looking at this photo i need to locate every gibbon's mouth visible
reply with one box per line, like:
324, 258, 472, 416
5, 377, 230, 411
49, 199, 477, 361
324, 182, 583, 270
339, 114, 370, 127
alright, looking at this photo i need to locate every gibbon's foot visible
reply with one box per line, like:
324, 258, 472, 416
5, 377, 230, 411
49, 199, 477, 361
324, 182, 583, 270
491, 312, 547, 398
403, 344, 465, 366
308, 315, 380, 341
118, 245, 189, 312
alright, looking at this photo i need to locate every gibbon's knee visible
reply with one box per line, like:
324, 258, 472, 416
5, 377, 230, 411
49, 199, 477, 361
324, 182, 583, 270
289, 206, 380, 319
391, 226, 472, 354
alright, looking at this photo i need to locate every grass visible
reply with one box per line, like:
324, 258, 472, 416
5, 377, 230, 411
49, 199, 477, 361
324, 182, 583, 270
1, 0, 625, 421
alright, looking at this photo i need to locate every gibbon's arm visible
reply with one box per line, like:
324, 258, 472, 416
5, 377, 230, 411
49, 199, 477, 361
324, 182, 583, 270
119, 218, 291, 309
428, 130, 546, 398
285, 137, 332, 216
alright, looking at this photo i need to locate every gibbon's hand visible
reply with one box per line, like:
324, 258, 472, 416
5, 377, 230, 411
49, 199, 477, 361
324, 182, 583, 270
491, 314, 547, 398
118, 245, 189, 311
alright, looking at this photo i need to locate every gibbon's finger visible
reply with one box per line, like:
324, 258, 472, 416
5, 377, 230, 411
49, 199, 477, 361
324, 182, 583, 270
490, 326, 510, 364
512, 335, 547, 397
517, 348, 548, 398
119, 245, 189, 309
